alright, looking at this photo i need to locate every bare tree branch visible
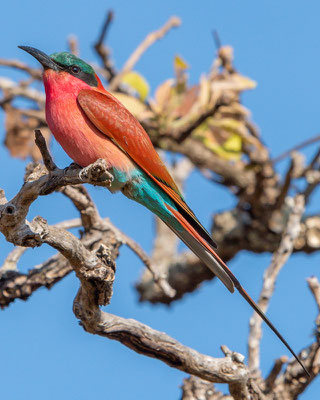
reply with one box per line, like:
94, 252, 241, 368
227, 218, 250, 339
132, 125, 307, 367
109, 16, 181, 91
272, 134, 320, 164
181, 375, 232, 400
0, 77, 44, 105
94, 10, 117, 81
0, 58, 42, 79
248, 195, 305, 375
67, 35, 79, 56
75, 298, 249, 387
0, 17, 320, 398
0, 132, 252, 395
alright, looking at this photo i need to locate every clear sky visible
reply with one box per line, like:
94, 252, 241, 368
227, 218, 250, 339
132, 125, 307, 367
0, 1, 319, 398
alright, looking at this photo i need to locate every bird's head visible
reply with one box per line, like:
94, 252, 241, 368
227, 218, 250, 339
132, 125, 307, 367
18, 46, 103, 95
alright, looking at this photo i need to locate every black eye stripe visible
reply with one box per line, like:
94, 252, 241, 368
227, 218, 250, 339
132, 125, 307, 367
51, 60, 98, 87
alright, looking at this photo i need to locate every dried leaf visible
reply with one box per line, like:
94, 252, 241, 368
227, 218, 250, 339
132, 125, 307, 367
198, 75, 211, 109
173, 85, 199, 118
212, 74, 257, 92
150, 79, 174, 114
4, 105, 50, 161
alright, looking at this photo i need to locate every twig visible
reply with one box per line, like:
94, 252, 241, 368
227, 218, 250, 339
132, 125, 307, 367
172, 99, 225, 143
67, 35, 79, 56
302, 148, 320, 204
74, 296, 249, 387
307, 276, 320, 311
19, 108, 46, 123
307, 146, 320, 171
101, 218, 176, 298
60, 185, 101, 231
272, 134, 320, 164
248, 195, 305, 374
275, 152, 304, 209
0, 246, 27, 273
109, 16, 181, 91
0, 77, 45, 105
0, 58, 42, 80
95, 10, 114, 48
0, 253, 71, 308
94, 10, 117, 81
35, 129, 57, 171
264, 355, 288, 392
276, 342, 319, 398
212, 30, 222, 50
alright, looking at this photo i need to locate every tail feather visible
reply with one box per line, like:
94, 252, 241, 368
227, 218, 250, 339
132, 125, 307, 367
165, 204, 310, 377
170, 224, 235, 293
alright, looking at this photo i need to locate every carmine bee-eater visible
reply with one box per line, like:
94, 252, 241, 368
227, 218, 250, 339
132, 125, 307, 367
19, 46, 308, 375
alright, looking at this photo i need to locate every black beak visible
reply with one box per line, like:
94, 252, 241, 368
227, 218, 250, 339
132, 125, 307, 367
18, 46, 61, 71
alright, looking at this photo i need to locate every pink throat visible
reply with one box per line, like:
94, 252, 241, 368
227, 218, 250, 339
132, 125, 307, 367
43, 69, 91, 100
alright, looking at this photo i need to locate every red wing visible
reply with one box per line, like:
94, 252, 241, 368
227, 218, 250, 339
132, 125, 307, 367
77, 88, 218, 248
78, 89, 180, 192
77, 89, 198, 215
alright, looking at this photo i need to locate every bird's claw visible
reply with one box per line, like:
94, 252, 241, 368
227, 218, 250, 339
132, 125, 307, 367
63, 162, 82, 176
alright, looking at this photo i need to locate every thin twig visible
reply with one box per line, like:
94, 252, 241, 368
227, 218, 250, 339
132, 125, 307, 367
307, 276, 320, 311
212, 30, 222, 50
0, 246, 26, 274
0, 77, 45, 105
173, 99, 224, 143
248, 195, 305, 374
109, 16, 181, 91
0, 58, 42, 80
272, 134, 320, 164
35, 129, 57, 171
67, 35, 79, 56
265, 355, 288, 392
275, 152, 304, 209
94, 10, 116, 81
95, 10, 114, 48
103, 218, 176, 298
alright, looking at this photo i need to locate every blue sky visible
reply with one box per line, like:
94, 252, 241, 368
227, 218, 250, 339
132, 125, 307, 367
0, 1, 319, 398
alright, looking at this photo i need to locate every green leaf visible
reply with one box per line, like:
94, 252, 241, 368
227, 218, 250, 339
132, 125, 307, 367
121, 71, 150, 101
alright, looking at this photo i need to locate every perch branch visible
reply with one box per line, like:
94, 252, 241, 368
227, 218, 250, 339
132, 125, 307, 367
0, 132, 250, 393
74, 291, 249, 389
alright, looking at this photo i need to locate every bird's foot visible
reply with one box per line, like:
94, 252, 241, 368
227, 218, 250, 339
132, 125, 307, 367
78, 159, 114, 187
63, 162, 82, 175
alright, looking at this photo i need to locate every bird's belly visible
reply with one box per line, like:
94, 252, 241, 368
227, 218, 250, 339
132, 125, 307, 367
46, 98, 135, 190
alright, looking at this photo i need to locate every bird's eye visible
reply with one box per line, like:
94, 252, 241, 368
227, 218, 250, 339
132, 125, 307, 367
71, 65, 81, 74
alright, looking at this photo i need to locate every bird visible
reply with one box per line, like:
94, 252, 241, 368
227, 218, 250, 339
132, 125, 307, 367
19, 45, 309, 376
